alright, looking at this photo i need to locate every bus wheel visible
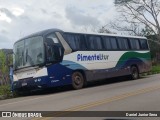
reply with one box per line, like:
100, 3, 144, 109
72, 72, 84, 89
130, 66, 139, 80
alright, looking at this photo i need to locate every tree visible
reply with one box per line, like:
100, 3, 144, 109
141, 25, 155, 36
114, 0, 160, 41
109, 21, 145, 36
0, 50, 11, 85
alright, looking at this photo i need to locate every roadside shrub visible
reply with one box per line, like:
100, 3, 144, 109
151, 64, 160, 74
0, 85, 12, 99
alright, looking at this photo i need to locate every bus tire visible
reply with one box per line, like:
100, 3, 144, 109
72, 71, 84, 89
130, 66, 139, 80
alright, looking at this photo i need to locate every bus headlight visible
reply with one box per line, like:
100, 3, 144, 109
34, 79, 38, 82
34, 78, 41, 82
38, 78, 41, 82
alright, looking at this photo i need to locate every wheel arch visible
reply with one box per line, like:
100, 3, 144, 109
72, 69, 87, 80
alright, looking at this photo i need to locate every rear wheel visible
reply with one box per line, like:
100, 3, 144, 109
72, 72, 84, 89
130, 66, 139, 80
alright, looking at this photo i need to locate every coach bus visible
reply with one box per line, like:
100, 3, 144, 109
13, 28, 151, 92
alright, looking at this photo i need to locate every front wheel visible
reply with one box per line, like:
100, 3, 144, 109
130, 66, 139, 80
72, 72, 84, 89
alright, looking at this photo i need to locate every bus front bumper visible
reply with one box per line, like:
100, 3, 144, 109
13, 77, 49, 91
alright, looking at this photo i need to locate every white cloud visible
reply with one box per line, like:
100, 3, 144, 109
11, 7, 24, 16
65, 6, 100, 26
0, 11, 12, 23
0, 0, 116, 49
0, 34, 12, 48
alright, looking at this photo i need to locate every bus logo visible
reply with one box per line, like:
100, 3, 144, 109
77, 54, 109, 61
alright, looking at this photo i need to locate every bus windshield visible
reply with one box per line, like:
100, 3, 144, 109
13, 36, 45, 70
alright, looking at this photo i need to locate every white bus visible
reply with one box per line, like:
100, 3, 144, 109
13, 29, 152, 92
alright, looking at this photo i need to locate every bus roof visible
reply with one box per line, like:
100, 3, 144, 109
15, 28, 147, 44
15, 28, 63, 44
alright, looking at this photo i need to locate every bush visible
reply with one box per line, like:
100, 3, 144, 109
151, 64, 160, 74
143, 64, 160, 76
0, 85, 13, 99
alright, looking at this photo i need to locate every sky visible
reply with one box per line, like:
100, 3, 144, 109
0, 0, 117, 49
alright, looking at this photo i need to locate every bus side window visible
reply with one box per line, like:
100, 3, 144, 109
117, 38, 129, 50
140, 39, 148, 50
110, 37, 118, 50
129, 38, 140, 50
64, 33, 87, 51
87, 35, 103, 50
102, 36, 112, 50
102, 36, 118, 50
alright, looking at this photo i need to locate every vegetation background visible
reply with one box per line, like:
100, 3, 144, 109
0, 0, 160, 99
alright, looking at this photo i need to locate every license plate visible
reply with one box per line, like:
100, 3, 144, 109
22, 83, 27, 86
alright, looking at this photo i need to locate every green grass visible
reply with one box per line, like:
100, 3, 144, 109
143, 64, 160, 76
151, 64, 160, 74
0, 85, 13, 99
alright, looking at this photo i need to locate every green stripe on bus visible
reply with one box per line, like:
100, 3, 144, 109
116, 52, 151, 66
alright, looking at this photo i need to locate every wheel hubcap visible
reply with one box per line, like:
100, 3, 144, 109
132, 68, 138, 78
74, 76, 81, 85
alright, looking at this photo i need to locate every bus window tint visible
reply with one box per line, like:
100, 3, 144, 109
129, 39, 140, 50
140, 39, 148, 49
87, 35, 103, 50
64, 34, 86, 50
117, 38, 129, 50
110, 37, 118, 50
102, 36, 112, 49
